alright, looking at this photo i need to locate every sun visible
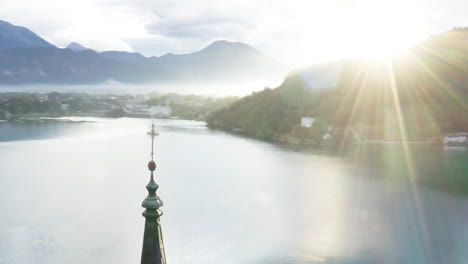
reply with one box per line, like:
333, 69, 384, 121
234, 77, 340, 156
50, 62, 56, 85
345, 0, 426, 59
357, 29, 421, 59
358, 17, 424, 59
286, 0, 427, 66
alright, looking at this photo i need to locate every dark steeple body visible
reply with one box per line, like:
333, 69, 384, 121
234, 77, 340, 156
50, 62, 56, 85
141, 123, 166, 264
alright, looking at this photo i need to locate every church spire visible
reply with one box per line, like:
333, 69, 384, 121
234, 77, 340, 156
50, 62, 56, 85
141, 122, 166, 264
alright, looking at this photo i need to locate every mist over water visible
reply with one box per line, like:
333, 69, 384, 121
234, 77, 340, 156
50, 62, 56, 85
0, 78, 285, 97
0, 118, 467, 264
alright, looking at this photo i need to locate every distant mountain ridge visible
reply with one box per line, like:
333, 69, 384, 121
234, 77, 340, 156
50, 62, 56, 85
99, 50, 147, 63
0, 20, 54, 50
0, 20, 286, 85
0, 47, 115, 84
66, 42, 91, 51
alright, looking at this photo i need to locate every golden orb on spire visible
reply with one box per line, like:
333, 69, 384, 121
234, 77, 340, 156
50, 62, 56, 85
148, 160, 157, 171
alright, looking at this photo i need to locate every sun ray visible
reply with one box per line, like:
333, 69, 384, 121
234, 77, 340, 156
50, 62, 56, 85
407, 49, 468, 113
387, 58, 433, 263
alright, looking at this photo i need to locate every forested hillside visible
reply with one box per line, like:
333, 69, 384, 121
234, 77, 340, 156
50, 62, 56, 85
208, 29, 468, 142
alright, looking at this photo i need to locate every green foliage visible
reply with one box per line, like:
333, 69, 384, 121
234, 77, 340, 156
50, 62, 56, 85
108, 107, 125, 117
0, 94, 61, 116
207, 84, 320, 140
145, 94, 237, 121
209, 30, 468, 142
0, 92, 126, 118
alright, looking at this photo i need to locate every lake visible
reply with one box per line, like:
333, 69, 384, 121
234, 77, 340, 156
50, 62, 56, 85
0, 117, 467, 264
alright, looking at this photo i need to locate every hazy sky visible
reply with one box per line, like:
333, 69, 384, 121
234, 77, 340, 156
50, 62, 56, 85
1, 0, 467, 66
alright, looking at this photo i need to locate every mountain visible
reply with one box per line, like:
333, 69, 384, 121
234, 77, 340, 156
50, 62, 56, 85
208, 28, 468, 140
99, 51, 147, 63
152, 40, 284, 82
298, 62, 343, 90
0, 40, 285, 85
0, 20, 286, 84
66, 42, 91, 51
0, 20, 54, 50
207, 71, 322, 139
0, 47, 117, 84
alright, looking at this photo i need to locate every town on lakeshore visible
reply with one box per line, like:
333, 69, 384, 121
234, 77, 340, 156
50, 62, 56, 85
1, 92, 466, 148
0, 92, 237, 121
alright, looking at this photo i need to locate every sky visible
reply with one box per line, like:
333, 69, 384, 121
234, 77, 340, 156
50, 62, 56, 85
0, 0, 467, 67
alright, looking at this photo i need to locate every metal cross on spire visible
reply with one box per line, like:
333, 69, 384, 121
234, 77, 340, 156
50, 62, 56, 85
141, 121, 166, 264
147, 121, 159, 161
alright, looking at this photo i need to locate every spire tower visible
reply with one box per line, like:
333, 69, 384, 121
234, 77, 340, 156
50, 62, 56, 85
141, 122, 166, 264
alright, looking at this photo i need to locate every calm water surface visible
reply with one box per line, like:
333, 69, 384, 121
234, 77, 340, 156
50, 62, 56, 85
0, 118, 467, 264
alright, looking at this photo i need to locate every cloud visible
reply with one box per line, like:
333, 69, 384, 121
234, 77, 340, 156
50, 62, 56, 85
0, 0, 468, 66
145, 16, 250, 40
0, 0, 153, 51
138, 0, 262, 55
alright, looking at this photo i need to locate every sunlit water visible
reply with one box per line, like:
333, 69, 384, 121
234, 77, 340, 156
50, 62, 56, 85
0, 118, 467, 264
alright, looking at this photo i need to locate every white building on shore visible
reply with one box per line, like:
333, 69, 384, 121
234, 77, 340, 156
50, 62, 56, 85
300, 117, 315, 128
124, 104, 172, 117
444, 133, 467, 146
